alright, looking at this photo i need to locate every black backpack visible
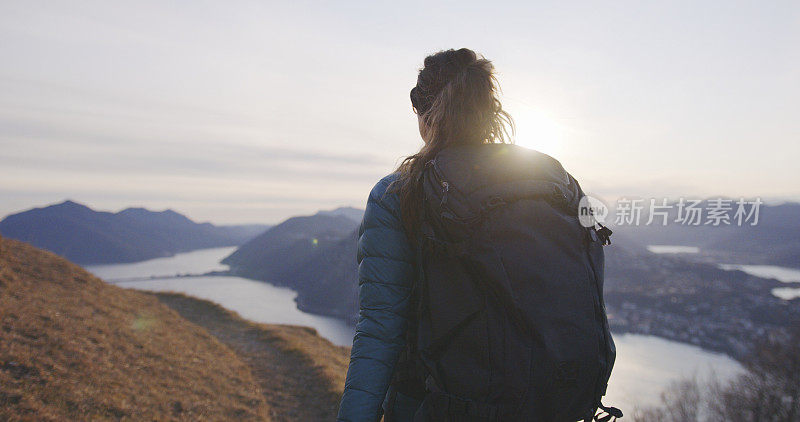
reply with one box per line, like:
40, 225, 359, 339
390, 144, 621, 422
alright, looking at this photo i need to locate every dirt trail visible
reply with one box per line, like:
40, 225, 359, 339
152, 292, 349, 422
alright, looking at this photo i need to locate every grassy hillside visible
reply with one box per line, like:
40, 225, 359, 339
153, 292, 350, 421
0, 235, 350, 421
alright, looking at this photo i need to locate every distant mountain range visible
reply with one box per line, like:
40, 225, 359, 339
15, 196, 794, 358
291, 230, 359, 321
222, 209, 361, 320
315, 206, 364, 223
612, 202, 800, 268
221, 202, 800, 359
0, 200, 270, 265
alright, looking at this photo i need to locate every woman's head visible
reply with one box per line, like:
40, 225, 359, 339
410, 48, 513, 147
393, 48, 514, 238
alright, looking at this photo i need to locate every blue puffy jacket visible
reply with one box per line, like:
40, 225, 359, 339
337, 173, 421, 422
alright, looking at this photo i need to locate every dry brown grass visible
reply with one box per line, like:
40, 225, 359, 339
0, 235, 271, 421
152, 292, 351, 421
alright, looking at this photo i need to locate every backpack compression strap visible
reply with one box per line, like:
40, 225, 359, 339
588, 402, 624, 422
422, 375, 512, 421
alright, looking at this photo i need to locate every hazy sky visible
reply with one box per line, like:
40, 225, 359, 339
2, 1, 798, 224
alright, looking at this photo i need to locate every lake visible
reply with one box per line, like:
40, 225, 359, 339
86, 246, 743, 412
717, 264, 800, 300
88, 247, 355, 345
646, 245, 700, 254
649, 245, 800, 300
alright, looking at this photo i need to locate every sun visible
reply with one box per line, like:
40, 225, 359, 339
512, 108, 564, 157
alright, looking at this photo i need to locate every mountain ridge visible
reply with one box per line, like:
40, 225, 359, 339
223, 203, 800, 359
0, 200, 270, 265
222, 211, 361, 323
612, 202, 800, 268
222, 212, 359, 282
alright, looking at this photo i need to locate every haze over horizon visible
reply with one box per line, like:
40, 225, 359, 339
2, 1, 799, 224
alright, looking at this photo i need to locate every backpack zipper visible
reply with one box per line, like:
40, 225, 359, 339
584, 231, 613, 398
427, 159, 450, 206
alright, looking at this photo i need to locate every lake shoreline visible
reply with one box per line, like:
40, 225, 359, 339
87, 246, 746, 412
224, 271, 755, 363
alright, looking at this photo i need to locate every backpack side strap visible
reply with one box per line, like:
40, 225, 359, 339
586, 402, 624, 422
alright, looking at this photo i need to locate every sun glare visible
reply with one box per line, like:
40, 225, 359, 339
512, 108, 564, 157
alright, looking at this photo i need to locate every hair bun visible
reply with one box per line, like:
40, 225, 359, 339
412, 48, 487, 114
452, 48, 477, 69
421, 48, 476, 81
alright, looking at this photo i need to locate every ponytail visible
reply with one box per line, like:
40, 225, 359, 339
392, 48, 514, 239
